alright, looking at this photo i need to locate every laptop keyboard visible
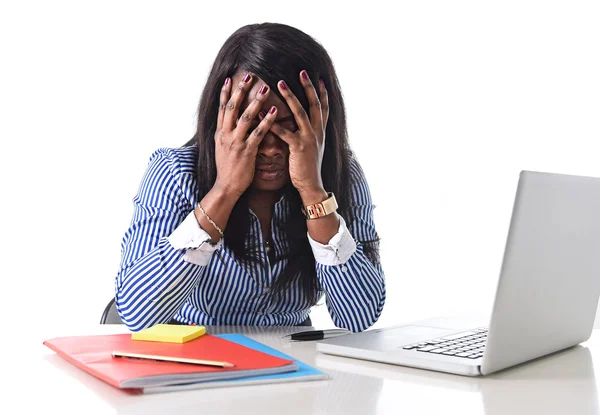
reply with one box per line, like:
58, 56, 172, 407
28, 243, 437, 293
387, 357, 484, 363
402, 327, 488, 359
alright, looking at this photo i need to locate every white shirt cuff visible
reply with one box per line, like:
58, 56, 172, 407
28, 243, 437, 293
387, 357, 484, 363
167, 210, 221, 266
307, 215, 357, 266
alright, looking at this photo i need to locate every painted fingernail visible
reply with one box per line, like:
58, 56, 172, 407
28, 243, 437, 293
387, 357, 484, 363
301, 70, 309, 80
259, 111, 266, 119
259, 85, 268, 95
319, 79, 325, 88
279, 81, 288, 91
269, 106, 277, 114
224, 77, 230, 86
243, 73, 251, 83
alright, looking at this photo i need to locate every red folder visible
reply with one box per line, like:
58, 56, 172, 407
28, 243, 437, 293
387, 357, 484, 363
43, 333, 297, 389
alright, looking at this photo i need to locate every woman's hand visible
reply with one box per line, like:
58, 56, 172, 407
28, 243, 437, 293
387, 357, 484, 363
214, 73, 279, 198
260, 70, 329, 204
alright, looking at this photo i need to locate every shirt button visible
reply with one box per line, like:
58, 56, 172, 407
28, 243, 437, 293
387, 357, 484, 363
341, 266, 348, 273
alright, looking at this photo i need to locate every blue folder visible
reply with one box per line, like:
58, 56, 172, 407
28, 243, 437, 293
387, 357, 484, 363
144, 333, 328, 393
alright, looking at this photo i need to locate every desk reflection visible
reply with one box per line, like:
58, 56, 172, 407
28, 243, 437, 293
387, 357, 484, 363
316, 345, 599, 415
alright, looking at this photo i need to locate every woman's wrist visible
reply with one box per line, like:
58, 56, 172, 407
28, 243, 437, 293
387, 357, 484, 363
212, 181, 245, 203
298, 187, 328, 207
194, 184, 240, 243
299, 186, 339, 244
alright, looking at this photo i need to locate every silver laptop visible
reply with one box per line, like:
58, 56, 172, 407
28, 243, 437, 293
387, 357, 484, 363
317, 170, 600, 376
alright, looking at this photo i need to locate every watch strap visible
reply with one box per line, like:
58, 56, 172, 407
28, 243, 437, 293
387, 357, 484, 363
301, 192, 338, 219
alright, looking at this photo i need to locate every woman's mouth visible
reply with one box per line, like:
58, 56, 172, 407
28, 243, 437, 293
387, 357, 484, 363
255, 168, 285, 181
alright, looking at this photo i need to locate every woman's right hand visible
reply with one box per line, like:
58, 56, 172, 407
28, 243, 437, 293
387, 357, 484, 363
213, 73, 278, 197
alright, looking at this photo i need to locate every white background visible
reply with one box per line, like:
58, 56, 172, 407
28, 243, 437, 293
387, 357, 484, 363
1, 0, 599, 335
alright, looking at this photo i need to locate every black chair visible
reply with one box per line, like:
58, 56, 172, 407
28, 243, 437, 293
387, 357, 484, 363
100, 298, 124, 324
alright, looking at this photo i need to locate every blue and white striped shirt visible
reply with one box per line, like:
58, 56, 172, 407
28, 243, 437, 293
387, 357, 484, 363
115, 145, 385, 332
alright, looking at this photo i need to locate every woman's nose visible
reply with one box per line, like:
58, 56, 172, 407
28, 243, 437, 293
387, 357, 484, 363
258, 132, 286, 158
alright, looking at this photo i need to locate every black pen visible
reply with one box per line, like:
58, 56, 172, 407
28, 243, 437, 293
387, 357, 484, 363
286, 329, 351, 341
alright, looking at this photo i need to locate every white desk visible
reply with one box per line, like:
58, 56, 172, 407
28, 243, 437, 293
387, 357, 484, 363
31, 326, 600, 415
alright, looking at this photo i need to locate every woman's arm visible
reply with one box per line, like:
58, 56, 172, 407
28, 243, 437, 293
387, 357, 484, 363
263, 71, 385, 331
116, 75, 281, 331
309, 159, 386, 332
115, 149, 238, 331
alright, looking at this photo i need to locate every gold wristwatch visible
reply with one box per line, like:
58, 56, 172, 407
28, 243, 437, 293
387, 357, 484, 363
301, 192, 338, 219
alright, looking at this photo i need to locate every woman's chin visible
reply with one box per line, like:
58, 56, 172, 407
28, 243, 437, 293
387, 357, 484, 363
250, 176, 289, 191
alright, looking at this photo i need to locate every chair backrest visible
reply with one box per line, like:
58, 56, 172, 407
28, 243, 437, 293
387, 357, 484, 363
100, 297, 124, 324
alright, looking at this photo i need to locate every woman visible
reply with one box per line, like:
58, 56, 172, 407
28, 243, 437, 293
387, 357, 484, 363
115, 23, 385, 332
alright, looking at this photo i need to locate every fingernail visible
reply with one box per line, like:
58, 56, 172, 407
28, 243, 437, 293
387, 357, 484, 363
319, 79, 325, 88
279, 81, 288, 91
224, 77, 230, 86
259, 111, 266, 119
301, 70, 309, 80
269, 106, 277, 114
259, 85, 268, 95
243, 73, 251, 83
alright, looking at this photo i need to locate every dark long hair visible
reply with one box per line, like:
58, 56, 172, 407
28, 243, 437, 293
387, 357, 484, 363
185, 23, 379, 306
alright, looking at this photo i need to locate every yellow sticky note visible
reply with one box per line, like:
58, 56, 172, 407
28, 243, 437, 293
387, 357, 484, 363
131, 324, 206, 343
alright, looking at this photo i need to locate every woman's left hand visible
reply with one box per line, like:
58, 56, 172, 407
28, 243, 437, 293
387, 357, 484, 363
261, 70, 329, 202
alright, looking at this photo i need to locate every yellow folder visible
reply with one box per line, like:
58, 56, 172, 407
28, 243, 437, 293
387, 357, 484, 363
131, 324, 206, 343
